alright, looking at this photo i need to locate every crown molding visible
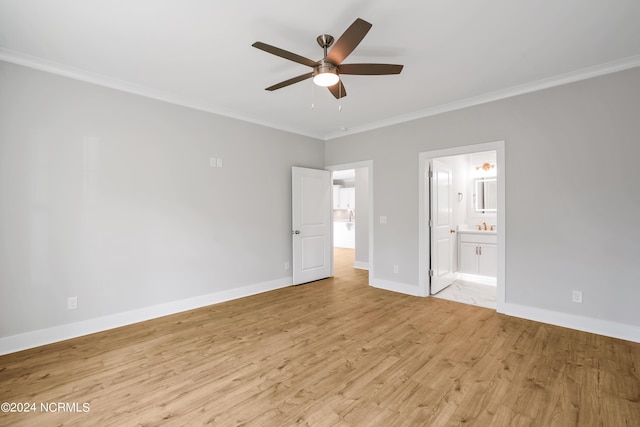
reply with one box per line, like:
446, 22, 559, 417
2, 47, 639, 142
0, 47, 324, 140
322, 54, 640, 140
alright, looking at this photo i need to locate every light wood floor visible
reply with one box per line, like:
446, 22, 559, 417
1, 248, 639, 426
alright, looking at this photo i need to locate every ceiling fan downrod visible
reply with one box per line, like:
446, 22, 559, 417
316, 34, 334, 59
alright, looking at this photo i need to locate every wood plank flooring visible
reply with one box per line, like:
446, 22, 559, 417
1, 248, 639, 426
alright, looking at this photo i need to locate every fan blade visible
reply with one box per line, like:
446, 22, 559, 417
252, 42, 317, 68
338, 63, 403, 75
327, 81, 347, 99
326, 18, 372, 65
265, 72, 313, 91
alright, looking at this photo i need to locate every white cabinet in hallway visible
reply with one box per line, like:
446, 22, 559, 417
332, 185, 341, 209
333, 186, 355, 210
458, 231, 497, 278
341, 187, 355, 209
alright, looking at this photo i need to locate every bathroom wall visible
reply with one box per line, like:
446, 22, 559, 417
467, 151, 497, 228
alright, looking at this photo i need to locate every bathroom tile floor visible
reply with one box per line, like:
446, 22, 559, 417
432, 279, 497, 309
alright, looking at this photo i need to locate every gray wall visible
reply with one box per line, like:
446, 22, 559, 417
2, 58, 639, 343
0, 61, 324, 338
326, 67, 640, 329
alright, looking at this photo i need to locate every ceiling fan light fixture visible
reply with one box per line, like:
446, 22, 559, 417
313, 72, 339, 87
313, 63, 339, 87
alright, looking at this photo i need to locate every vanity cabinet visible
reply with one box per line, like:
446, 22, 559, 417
458, 232, 497, 278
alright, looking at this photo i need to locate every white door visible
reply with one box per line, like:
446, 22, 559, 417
430, 159, 456, 294
292, 167, 333, 285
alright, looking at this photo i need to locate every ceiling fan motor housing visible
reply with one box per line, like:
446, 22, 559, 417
314, 60, 337, 76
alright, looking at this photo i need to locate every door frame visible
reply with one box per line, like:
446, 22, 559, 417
418, 141, 506, 312
325, 160, 374, 285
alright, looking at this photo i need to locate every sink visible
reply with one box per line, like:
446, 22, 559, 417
458, 229, 496, 235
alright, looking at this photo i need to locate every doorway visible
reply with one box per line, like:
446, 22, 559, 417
418, 141, 505, 312
326, 161, 373, 284
331, 169, 357, 252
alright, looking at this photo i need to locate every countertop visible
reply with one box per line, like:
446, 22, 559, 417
457, 229, 496, 235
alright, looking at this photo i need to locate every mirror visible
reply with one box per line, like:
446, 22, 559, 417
475, 178, 497, 212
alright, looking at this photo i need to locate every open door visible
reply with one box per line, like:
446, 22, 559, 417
430, 159, 456, 294
292, 167, 332, 285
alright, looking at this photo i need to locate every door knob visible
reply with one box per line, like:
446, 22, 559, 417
292, 230, 300, 235
450, 229, 456, 234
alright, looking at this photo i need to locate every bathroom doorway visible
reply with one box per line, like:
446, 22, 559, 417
418, 141, 505, 311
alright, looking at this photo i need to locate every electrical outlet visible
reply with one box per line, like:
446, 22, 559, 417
380, 216, 387, 224
284, 261, 290, 270
67, 296, 78, 310
572, 290, 583, 304
393, 265, 399, 274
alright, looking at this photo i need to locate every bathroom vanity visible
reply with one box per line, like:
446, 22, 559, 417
458, 230, 497, 278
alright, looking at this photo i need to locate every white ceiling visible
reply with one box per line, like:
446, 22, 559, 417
2, 0, 640, 140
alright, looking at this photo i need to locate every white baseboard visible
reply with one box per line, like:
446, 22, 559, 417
0, 277, 292, 356
353, 261, 369, 270
502, 302, 640, 343
372, 279, 422, 297
5, 277, 636, 356
370, 280, 640, 343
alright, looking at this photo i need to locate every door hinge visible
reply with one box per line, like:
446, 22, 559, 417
428, 219, 433, 227
428, 170, 433, 178
428, 269, 434, 277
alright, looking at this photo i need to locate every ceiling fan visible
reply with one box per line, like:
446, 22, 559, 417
252, 18, 403, 99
